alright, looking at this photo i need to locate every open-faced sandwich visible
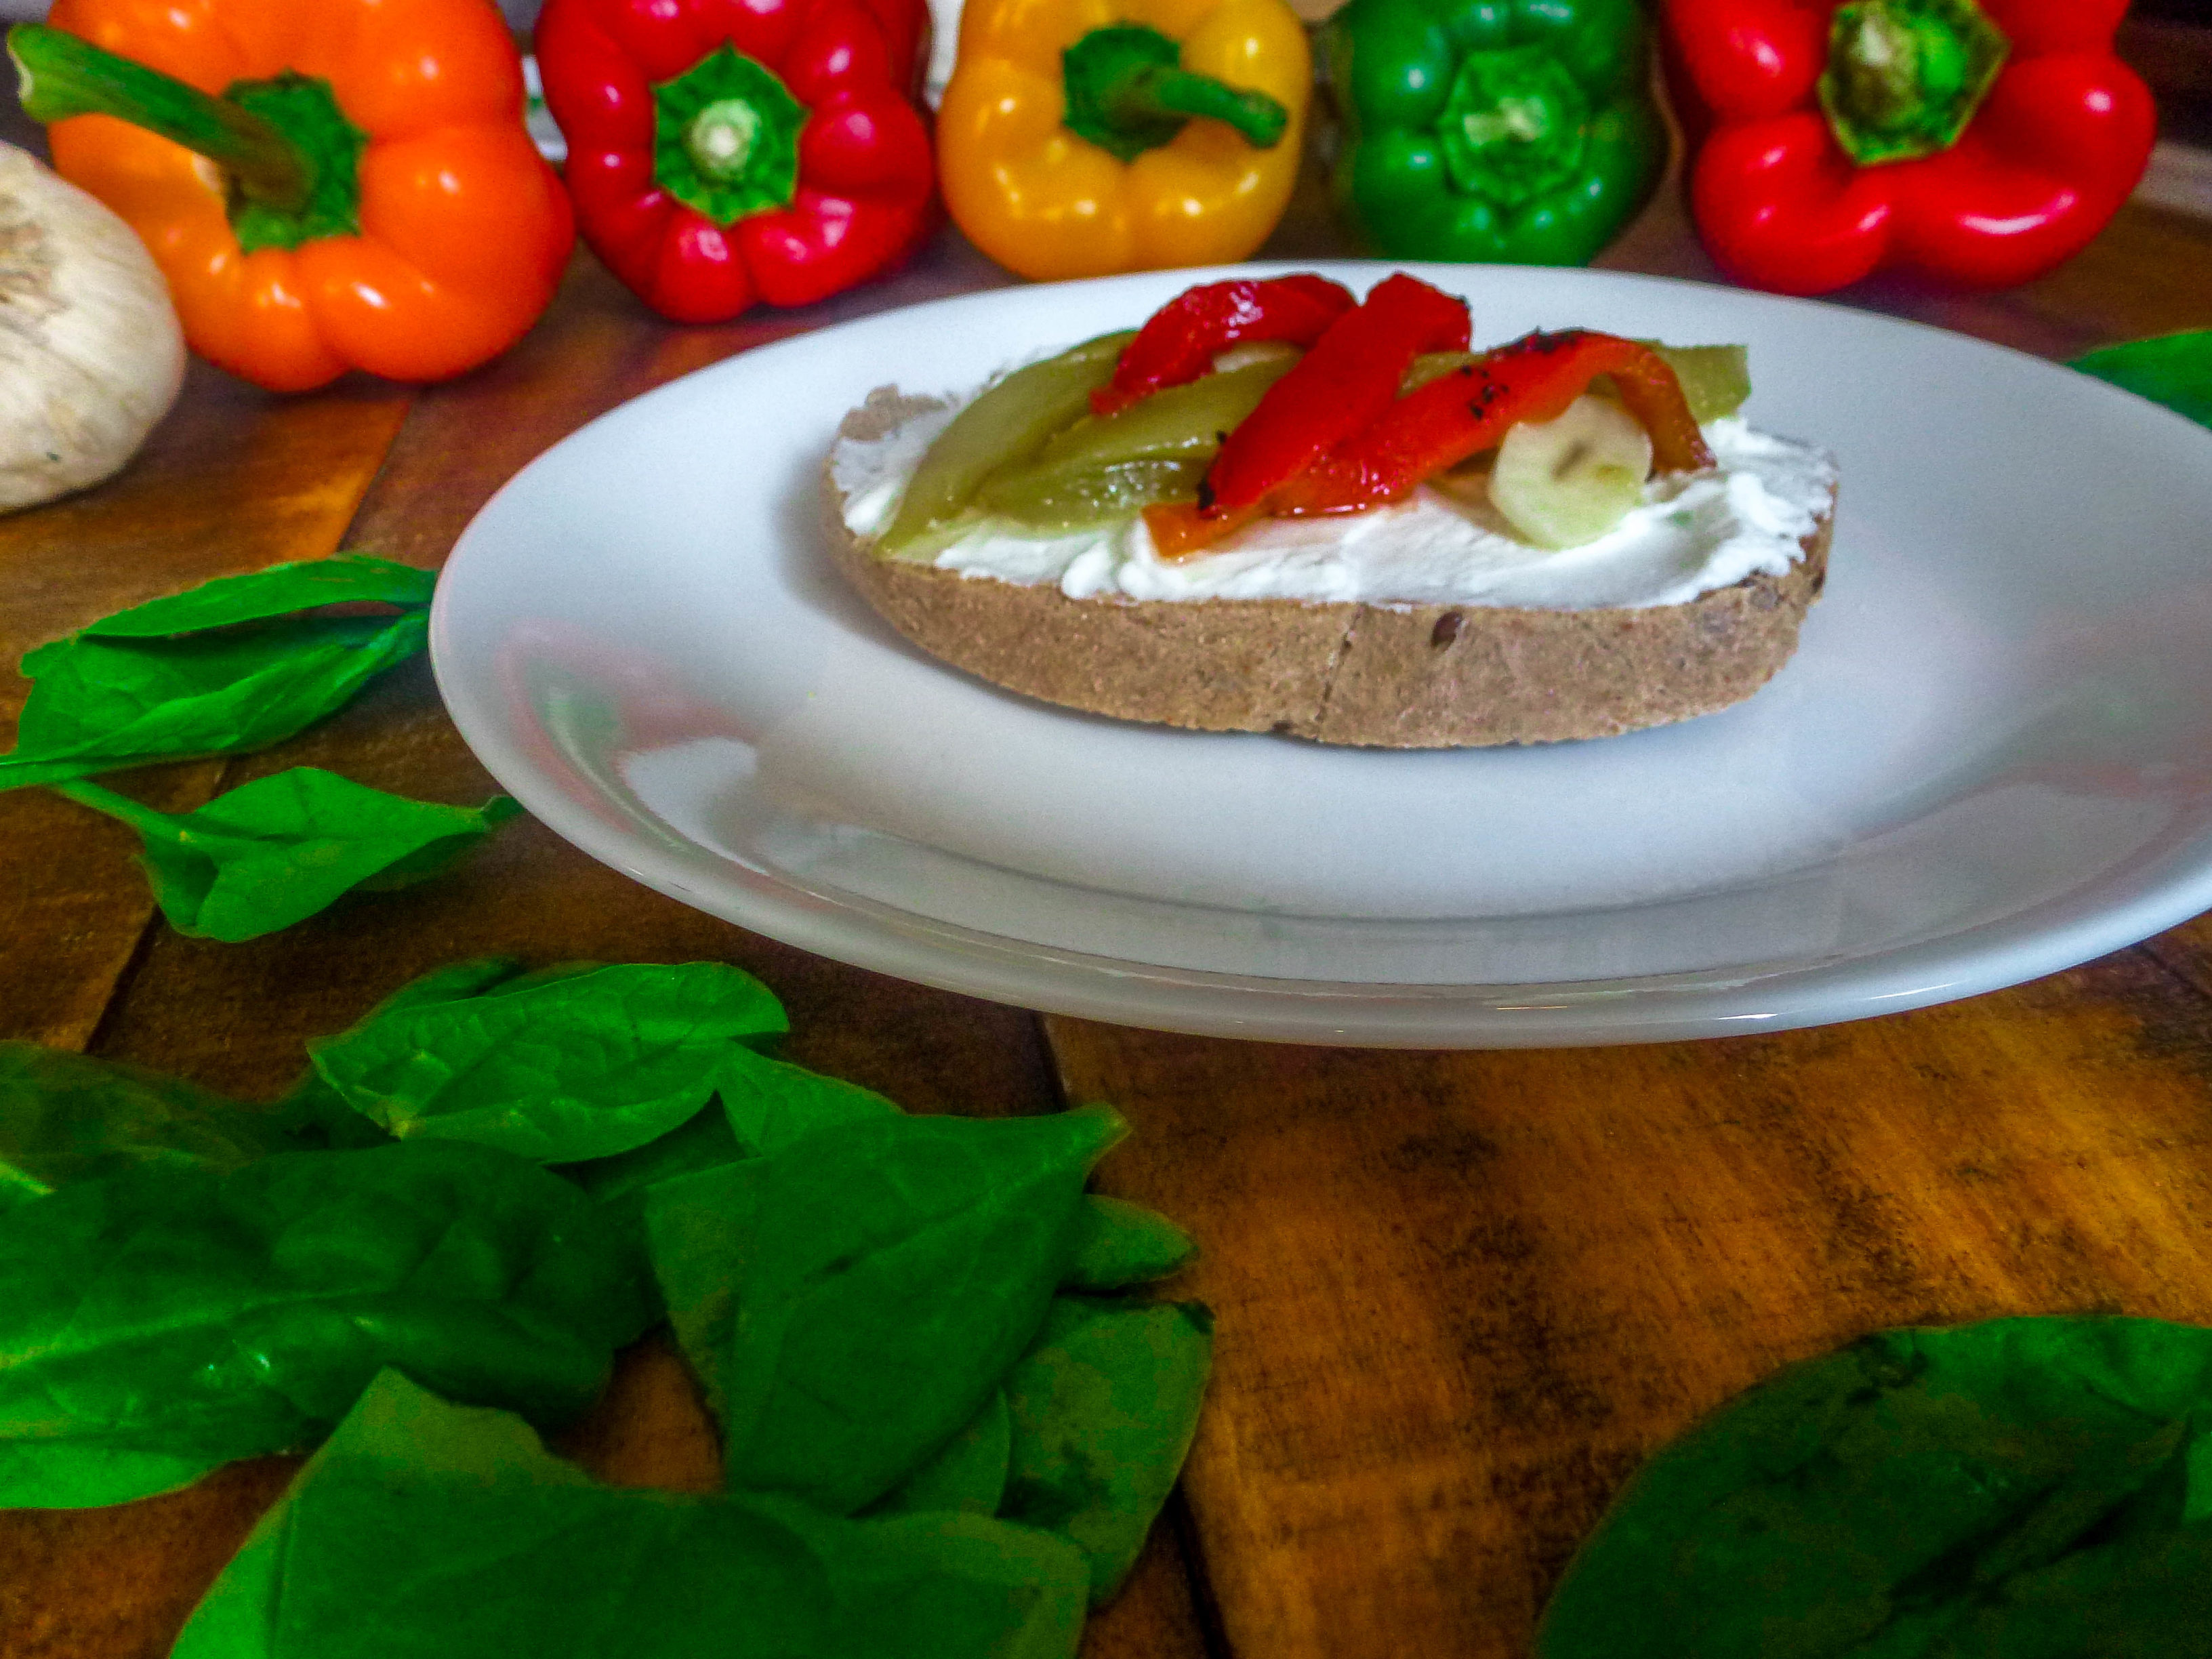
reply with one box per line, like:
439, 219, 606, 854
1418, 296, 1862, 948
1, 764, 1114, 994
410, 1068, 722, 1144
825, 272, 1836, 747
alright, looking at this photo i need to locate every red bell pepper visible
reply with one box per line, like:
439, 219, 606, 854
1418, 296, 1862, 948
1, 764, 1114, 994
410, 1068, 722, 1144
1092, 276, 1357, 417
535, 0, 934, 323
1665, 0, 2155, 294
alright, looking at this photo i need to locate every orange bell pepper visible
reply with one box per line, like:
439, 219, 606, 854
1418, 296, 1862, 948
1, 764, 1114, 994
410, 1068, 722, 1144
938, 0, 1311, 281
10, 1, 571, 393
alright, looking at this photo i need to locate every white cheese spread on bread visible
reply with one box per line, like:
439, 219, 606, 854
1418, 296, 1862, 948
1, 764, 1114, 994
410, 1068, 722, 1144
831, 400, 1836, 613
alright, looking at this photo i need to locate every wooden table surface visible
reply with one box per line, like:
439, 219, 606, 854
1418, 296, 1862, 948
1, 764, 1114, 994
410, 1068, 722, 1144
5, 131, 2212, 1659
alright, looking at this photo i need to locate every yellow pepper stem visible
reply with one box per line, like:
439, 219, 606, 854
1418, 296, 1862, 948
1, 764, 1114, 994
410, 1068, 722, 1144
1061, 23, 1287, 163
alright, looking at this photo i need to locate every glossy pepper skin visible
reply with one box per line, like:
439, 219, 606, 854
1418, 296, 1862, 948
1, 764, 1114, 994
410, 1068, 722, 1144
1144, 272, 1476, 555
1201, 272, 1471, 514
1666, 0, 2156, 293
1092, 274, 1355, 415
939, 0, 1311, 282
537, 0, 933, 324
24, 0, 571, 393
1322, 0, 1664, 266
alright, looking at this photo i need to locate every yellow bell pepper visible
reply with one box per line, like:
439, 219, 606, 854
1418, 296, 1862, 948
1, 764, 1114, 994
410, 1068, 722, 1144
940, 0, 1310, 281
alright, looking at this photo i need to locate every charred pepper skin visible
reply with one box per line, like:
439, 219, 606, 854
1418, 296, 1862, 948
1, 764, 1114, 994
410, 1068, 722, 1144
537, 0, 934, 325
1279, 331, 1713, 514
20, 0, 571, 392
1666, 0, 2156, 293
1322, 0, 1665, 267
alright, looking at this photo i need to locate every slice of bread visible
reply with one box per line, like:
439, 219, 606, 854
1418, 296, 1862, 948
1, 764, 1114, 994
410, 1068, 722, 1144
825, 390, 1832, 748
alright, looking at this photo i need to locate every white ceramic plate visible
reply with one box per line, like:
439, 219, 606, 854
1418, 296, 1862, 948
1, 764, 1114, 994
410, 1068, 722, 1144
432, 262, 2212, 1047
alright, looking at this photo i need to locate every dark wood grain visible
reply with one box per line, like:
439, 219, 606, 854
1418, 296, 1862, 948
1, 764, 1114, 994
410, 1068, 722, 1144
1052, 944, 2212, 1658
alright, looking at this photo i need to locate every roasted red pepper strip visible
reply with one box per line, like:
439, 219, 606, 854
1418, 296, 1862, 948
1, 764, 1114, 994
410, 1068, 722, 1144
1092, 275, 1357, 417
1146, 329, 1711, 558
1286, 331, 1713, 514
1196, 272, 1471, 518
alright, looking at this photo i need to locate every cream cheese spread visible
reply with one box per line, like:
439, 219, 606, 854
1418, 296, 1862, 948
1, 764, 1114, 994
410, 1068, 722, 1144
831, 390, 1837, 613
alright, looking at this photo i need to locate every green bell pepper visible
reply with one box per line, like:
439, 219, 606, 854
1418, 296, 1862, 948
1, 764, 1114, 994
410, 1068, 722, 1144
1321, 0, 1664, 266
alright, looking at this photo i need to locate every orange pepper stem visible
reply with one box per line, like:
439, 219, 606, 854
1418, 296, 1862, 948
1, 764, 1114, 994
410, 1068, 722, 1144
1061, 24, 1287, 163
9, 22, 310, 212
9, 21, 367, 254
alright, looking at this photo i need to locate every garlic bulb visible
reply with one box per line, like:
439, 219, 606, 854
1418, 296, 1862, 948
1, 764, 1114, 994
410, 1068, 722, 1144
0, 141, 186, 514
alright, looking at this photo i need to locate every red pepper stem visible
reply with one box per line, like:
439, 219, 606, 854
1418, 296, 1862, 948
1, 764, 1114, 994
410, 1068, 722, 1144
6, 22, 311, 212
651, 44, 806, 225
1836, 7, 1923, 123
1816, 0, 2008, 166
686, 98, 765, 182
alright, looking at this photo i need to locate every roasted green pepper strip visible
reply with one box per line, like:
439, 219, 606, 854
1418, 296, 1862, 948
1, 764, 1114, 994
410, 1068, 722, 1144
880, 331, 1136, 559
1321, 0, 1663, 266
982, 354, 1301, 528
1406, 343, 1748, 422
980, 459, 1212, 531
1641, 345, 1748, 425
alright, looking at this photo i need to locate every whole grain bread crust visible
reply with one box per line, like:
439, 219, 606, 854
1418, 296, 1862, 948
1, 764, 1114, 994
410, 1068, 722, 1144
827, 388, 1832, 748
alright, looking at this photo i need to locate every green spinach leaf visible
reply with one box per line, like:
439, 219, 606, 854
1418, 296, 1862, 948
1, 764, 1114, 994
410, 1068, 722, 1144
306, 961, 786, 1163
1064, 1195, 1197, 1290
873, 1389, 1013, 1519
0, 1139, 655, 1508
557, 1106, 750, 1212
57, 771, 518, 941
171, 1370, 1091, 1659
556, 1106, 752, 1313
268, 1071, 398, 1152
0, 611, 429, 790
0, 1042, 289, 1210
358, 957, 531, 1008
646, 1105, 1124, 1514
1002, 1296, 1214, 1602
1538, 1316, 2212, 1658
78, 554, 436, 638
718, 1044, 900, 1153
268, 961, 529, 1151
2073, 331, 2212, 430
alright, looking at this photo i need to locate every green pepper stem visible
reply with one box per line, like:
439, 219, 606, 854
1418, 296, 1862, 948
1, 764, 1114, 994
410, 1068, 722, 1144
7, 22, 310, 212
1106, 64, 1286, 151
